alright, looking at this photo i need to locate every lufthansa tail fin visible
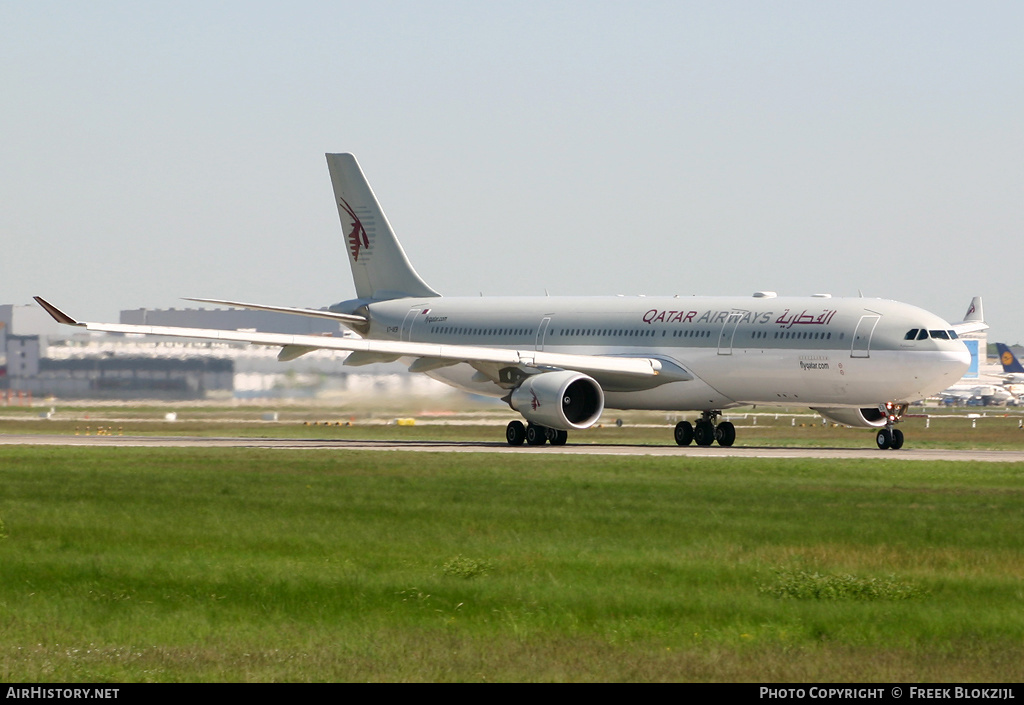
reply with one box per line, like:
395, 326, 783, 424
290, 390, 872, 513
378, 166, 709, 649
996, 343, 1024, 374
326, 153, 440, 301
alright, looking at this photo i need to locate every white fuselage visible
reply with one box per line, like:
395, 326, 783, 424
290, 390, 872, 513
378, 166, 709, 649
355, 294, 970, 412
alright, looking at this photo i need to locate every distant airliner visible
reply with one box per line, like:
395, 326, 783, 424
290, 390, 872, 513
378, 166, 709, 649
36, 153, 986, 450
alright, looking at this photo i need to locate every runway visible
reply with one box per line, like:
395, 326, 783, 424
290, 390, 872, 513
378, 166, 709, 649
2, 433, 1023, 462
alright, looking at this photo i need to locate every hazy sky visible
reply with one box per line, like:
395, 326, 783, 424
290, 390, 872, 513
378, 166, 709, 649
4, 1, 1023, 343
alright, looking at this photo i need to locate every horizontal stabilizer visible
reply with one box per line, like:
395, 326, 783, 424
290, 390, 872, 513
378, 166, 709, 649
184, 298, 367, 327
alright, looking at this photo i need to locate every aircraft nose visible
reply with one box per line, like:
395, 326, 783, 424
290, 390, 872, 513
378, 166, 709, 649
915, 347, 972, 400
956, 341, 972, 365
947, 343, 972, 377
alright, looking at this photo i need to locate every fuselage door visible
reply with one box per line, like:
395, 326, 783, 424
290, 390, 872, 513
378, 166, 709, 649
536, 317, 552, 351
401, 307, 423, 342
851, 315, 880, 358
718, 312, 744, 356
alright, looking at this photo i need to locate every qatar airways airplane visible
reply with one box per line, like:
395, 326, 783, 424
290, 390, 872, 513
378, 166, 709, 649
36, 153, 986, 450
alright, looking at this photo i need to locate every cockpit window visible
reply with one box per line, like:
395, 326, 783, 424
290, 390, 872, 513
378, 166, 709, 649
905, 328, 958, 341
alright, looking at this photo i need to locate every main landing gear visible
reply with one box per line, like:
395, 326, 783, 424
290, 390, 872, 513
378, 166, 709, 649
506, 420, 567, 446
674, 411, 735, 447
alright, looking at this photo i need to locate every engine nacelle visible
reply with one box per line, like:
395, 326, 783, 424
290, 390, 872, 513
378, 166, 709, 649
812, 404, 907, 429
509, 370, 604, 431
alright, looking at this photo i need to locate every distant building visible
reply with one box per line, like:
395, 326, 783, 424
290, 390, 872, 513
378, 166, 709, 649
27, 356, 234, 400
4, 336, 41, 378
0, 304, 60, 339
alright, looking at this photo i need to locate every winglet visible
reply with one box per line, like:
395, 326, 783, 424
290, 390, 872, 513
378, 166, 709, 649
33, 297, 82, 326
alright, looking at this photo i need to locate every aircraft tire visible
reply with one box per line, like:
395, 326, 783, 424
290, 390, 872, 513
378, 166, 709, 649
876, 429, 893, 450
549, 429, 568, 446
506, 420, 526, 446
674, 421, 694, 446
526, 423, 548, 446
891, 428, 905, 450
716, 421, 736, 447
694, 420, 715, 446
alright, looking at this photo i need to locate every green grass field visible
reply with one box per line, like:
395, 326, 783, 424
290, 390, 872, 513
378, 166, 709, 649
0, 434, 1022, 681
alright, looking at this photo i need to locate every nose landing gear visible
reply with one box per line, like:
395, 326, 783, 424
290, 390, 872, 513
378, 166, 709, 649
875, 428, 905, 450
874, 402, 908, 450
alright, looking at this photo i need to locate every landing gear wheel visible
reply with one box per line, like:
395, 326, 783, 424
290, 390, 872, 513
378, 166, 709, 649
549, 429, 568, 446
715, 421, 736, 447
674, 421, 694, 446
891, 428, 904, 450
506, 420, 526, 446
876, 429, 893, 450
694, 420, 715, 447
526, 423, 548, 446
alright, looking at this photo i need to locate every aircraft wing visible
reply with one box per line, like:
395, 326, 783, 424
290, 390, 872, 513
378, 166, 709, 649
34, 297, 691, 390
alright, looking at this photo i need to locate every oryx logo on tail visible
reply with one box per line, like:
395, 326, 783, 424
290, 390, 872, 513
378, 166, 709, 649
338, 196, 370, 262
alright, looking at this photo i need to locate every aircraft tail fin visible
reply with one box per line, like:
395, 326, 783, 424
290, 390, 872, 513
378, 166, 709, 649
951, 296, 988, 335
963, 296, 984, 325
326, 153, 440, 301
996, 343, 1024, 374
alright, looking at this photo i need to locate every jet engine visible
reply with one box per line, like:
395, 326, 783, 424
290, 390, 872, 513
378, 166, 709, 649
509, 370, 604, 431
812, 404, 907, 429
